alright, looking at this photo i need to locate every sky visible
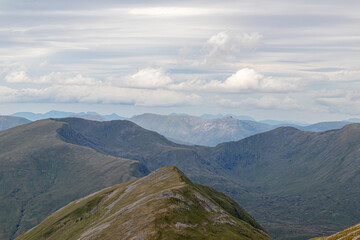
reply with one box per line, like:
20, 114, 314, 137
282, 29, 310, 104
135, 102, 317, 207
0, 0, 360, 122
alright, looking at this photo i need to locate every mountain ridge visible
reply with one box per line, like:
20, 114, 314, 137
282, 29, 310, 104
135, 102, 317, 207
16, 166, 271, 240
0, 119, 149, 240
11, 111, 124, 121
52, 118, 360, 239
2, 118, 360, 239
312, 222, 360, 240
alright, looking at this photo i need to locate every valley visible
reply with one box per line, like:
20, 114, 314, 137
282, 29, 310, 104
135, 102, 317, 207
1, 118, 358, 239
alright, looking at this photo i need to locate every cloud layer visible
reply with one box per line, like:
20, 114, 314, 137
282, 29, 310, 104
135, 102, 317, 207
0, 0, 359, 120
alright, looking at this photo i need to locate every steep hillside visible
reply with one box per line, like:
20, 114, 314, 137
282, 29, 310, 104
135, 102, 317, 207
205, 124, 360, 239
16, 167, 271, 240
55, 118, 360, 239
0, 119, 148, 240
0, 116, 31, 131
312, 222, 360, 240
129, 113, 273, 146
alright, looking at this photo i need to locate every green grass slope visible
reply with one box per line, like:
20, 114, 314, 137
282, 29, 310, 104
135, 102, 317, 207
0, 119, 148, 240
16, 166, 271, 240
205, 124, 360, 239
312, 222, 360, 240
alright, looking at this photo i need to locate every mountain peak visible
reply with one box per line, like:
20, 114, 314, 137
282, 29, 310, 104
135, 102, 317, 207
17, 166, 271, 240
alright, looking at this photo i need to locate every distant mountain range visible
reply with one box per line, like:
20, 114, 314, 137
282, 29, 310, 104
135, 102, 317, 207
129, 113, 356, 146
347, 118, 360, 123
260, 119, 309, 126
16, 166, 271, 240
0, 116, 31, 131
296, 121, 352, 132
130, 113, 274, 146
6, 111, 357, 147
11, 110, 125, 121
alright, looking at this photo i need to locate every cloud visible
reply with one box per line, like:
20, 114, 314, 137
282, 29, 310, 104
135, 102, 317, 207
200, 31, 263, 65
4, 71, 30, 83
218, 95, 301, 110
40, 73, 101, 85
0, 84, 201, 107
5, 71, 101, 85
327, 70, 360, 82
124, 68, 173, 89
0, 85, 18, 102
128, 7, 220, 17
1, 69, 200, 106
173, 68, 302, 93
4, 68, 303, 97
315, 88, 360, 114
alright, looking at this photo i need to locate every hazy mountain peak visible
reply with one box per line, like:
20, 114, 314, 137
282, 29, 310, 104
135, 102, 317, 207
0, 115, 31, 131
129, 113, 273, 146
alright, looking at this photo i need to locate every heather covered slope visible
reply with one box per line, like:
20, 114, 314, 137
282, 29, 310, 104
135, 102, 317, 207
312, 222, 360, 240
0, 116, 31, 131
0, 119, 148, 240
55, 118, 360, 239
16, 167, 271, 240
129, 113, 273, 146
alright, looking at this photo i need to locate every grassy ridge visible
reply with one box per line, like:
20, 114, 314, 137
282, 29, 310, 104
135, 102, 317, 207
311, 222, 360, 240
16, 167, 271, 240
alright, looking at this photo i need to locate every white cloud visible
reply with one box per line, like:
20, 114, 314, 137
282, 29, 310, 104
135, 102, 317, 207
128, 7, 220, 17
0, 85, 18, 102
124, 68, 173, 89
4, 71, 100, 85
218, 96, 301, 110
237, 32, 263, 49
40, 73, 100, 85
200, 32, 263, 65
4, 71, 30, 83
0, 84, 201, 107
327, 70, 360, 82
173, 68, 302, 93
315, 88, 360, 114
